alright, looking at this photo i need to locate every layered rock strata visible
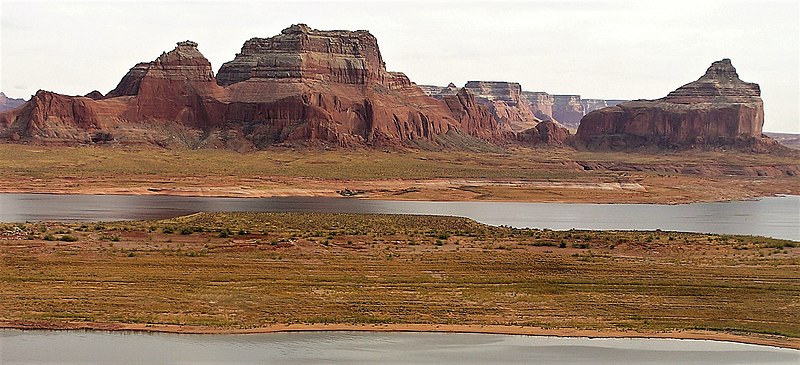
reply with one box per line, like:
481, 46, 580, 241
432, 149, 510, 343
1, 25, 508, 149
463, 81, 540, 132
521, 91, 555, 121
419, 83, 459, 97
576, 59, 772, 149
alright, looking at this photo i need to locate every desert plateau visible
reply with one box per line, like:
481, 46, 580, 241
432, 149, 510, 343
1, 3, 798, 363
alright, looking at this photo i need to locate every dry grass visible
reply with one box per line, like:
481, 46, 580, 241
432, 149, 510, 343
0, 144, 797, 203
1, 213, 797, 338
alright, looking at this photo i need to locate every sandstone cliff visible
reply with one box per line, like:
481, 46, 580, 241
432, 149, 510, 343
0, 25, 508, 149
463, 81, 540, 132
521, 91, 555, 122
576, 59, 774, 150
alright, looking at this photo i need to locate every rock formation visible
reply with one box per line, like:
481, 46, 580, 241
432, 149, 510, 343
580, 99, 627, 115
0, 92, 25, 112
84, 91, 105, 100
518, 120, 570, 145
0, 25, 509, 149
463, 81, 540, 132
521, 91, 555, 121
419, 83, 459, 97
576, 59, 773, 150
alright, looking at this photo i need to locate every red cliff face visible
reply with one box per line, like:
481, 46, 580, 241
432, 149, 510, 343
214, 25, 504, 148
217, 24, 392, 87
576, 59, 771, 149
517, 120, 570, 145
440, 88, 512, 142
1, 25, 506, 149
463, 81, 540, 132
521, 91, 555, 122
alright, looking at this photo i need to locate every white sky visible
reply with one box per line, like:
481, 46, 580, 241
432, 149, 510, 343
1, 0, 798, 132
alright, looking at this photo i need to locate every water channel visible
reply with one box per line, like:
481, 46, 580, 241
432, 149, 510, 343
0, 194, 797, 240
2, 330, 798, 365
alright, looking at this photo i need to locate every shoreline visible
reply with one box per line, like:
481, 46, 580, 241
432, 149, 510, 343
0, 185, 788, 205
2, 321, 798, 350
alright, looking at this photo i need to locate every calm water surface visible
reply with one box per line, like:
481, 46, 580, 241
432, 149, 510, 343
1, 330, 798, 365
0, 193, 797, 240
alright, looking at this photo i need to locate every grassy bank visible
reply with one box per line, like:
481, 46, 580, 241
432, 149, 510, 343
1, 213, 797, 343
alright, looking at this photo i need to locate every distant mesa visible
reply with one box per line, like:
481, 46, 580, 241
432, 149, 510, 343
576, 59, 777, 150
421, 82, 622, 132
0, 92, 26, 112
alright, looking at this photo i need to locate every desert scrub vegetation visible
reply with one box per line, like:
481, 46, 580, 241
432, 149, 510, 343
0, 213, 797, 339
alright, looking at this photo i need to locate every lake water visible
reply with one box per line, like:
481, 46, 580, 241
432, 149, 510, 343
0, 193, 797, 240
1, 330, 798, 365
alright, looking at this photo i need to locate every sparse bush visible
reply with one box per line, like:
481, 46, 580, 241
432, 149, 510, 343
59, 235, 78, 242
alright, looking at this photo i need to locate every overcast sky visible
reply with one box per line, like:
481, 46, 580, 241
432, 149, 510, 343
1, 0, 798, 132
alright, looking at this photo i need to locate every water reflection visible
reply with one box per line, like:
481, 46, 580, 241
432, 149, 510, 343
0, 194, 797, 240
0, 330, 797, 365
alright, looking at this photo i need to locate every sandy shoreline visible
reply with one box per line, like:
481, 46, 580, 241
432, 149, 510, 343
1, 321, 797, 350
0, 182, 785, 205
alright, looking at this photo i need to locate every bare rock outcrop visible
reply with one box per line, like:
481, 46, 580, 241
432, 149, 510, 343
216, 24, 408, 89
419, 83, 459, 97
463, 81, 540, 132
521, 91, 555, 122
84, 91, 105, 100
576, 59, 773, 150
518, 120, 570, 145
214, 25, 505, 147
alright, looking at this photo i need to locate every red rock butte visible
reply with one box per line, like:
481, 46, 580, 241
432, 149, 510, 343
0, 24, 523, 149
0, 28, 778, 151
576, 59, 771, 150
